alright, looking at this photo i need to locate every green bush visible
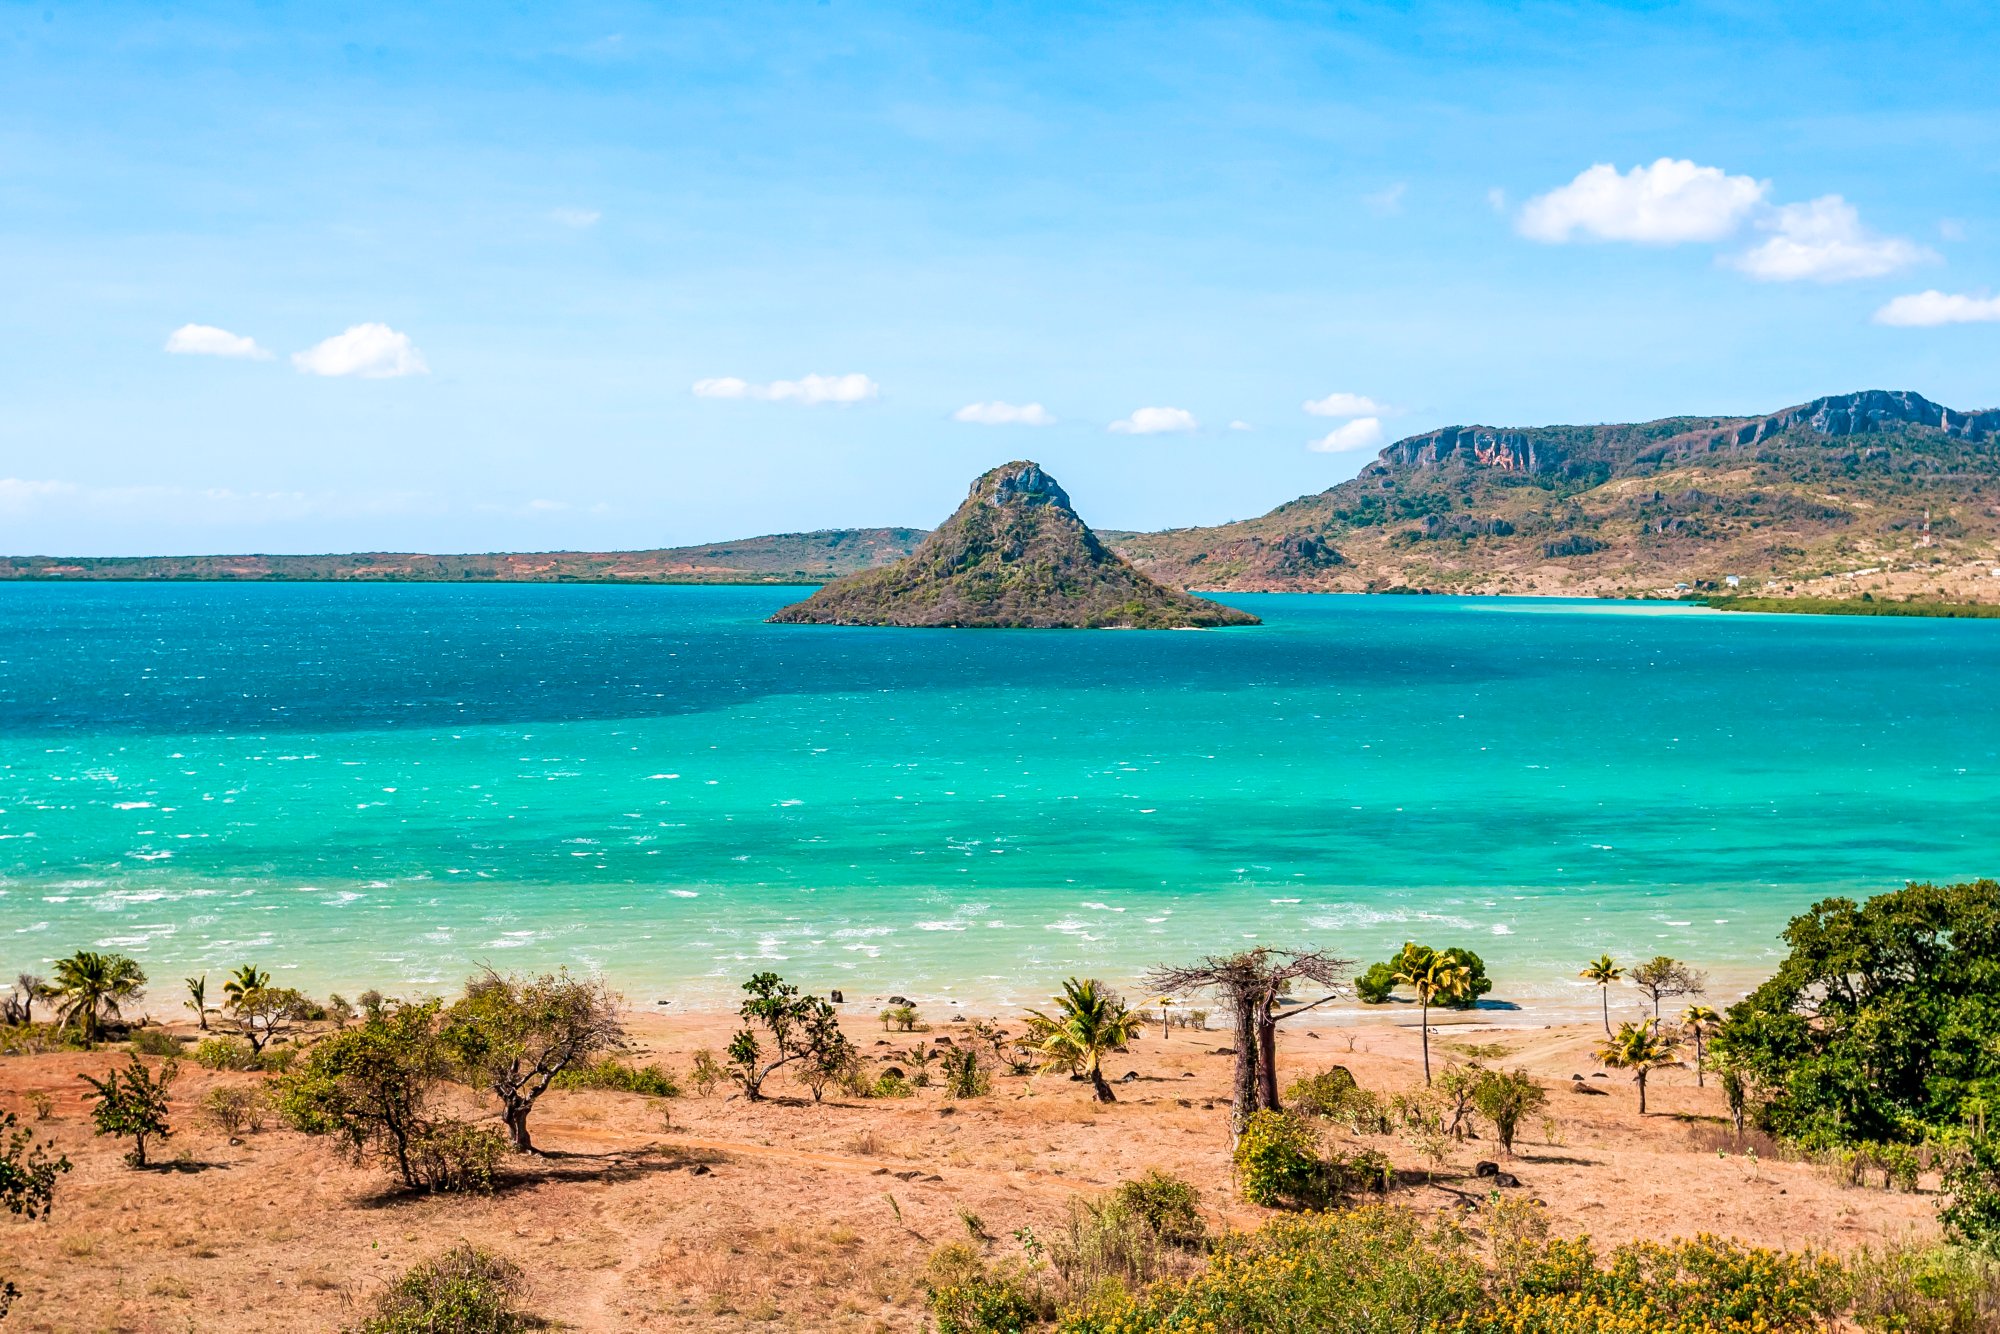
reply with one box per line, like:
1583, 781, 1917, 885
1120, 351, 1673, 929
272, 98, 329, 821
129, 1028, 180, 1057
926, 1243, 1051, 1334
1470, 1068, 1547, 1155
1467, 1233, 1844, 1333
1355, 962, 1397, 1004
1288, 1067, 1390, 1134
1942, 1138, 2000, 1256
941, 1046, 991, 1099
192, 1036, 258, 1071
873, 1071, 915, 1098
549, 1057, 679, 1097
1345, 1147, 1395, 1193
79, 1055, 176, 1168
1111, 1170, 1206, 1249
1845, 1240, 2000, 1334
1233, 1109, 1337, 1209
1057, 1204, 1483, 1333
354, 1243, 532, 1334
407, 1120, 506, 1194
1057, 1208, 1847, 1334
1715, 880, 2000, 1149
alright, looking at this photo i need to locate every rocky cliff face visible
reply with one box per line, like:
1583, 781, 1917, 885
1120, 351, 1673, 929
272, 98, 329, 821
769, 461, 1258, 628
1112, 388, 2000, 598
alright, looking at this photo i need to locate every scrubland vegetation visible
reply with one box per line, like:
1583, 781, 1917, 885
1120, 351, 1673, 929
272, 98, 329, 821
1, 880, 1997, 1329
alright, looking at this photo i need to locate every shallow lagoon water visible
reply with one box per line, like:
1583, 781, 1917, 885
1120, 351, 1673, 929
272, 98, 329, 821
3, 583, 1996, 1014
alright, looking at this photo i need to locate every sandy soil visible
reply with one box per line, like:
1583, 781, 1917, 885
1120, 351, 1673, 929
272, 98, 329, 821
0, 1007, 1937, 1333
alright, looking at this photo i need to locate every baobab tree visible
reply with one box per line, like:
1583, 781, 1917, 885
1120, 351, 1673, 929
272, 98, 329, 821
1145, 947, 1349, 1138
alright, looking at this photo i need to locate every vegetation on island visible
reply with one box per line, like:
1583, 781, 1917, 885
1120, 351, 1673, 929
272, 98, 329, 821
770, 461, 1258, 629
1706, 594, 2000, 618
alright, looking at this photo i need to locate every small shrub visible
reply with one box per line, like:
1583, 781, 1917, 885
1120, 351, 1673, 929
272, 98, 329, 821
881, 1004, 922, 1032
942, 1046, 991, 1099
930, 1253, 1052, 1334
1288, 1067, 1390, 1133
129, 1029, 180, 1057
1234, 1109, 1337, 1209
1110, 1170, 1205, 1248
198, 1085, 268, 1138
355, 1243, 532, 1334
1471, 1067, 1547, 1155
1344, 1146, 1395, 1193
688, 1048, 725, 1097
874, 1072, 915, 1099
549, 1057, 679, 1097
79, 1055, 176, 1167
1942, 1138, 2000, 1255
1354, 962, 1397, 1004
407, 1120, 506, 1194
192, 1037, 257, 1071
24, 1092, 53, 1122
1846, 1240, 2000, 1334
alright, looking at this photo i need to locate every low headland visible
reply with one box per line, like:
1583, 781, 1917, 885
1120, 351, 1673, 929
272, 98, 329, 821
3, 879, 1996, 1331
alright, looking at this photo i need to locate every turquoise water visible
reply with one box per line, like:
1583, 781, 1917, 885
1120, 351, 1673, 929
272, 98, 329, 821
3, 583, 1996, 1014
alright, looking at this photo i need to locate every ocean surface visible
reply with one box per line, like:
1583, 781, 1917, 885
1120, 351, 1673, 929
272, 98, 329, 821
3, 583, 1996, 1017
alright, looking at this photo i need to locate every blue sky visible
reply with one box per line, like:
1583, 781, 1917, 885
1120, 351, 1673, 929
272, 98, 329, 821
4, 1, 1999, 555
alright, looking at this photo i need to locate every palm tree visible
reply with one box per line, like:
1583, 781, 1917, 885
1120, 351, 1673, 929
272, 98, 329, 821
222, 965, 269, 1007
1679, 1005, 1720, 1088
1579, 955, 1623, 1035
51, 951, 147, 1045
1596, 1020, 1679, 1114
185, 974, 209, 1031
1023, 977, 1142, 1103
1393, 943, 1472, 1086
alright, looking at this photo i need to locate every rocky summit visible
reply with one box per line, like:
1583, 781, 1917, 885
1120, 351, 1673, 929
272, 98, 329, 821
767, 461, 1259, 628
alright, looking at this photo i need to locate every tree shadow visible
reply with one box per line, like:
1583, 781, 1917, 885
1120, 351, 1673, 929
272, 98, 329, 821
351, 1141, 729, 1209
1515, 1153, 1598, 1166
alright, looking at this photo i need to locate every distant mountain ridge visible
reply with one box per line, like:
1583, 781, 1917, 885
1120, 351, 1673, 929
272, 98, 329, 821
1111, 389, 2000, 599
769, 460, 1257, 628
0, 528, 926, 584
8, 390, 1997, 602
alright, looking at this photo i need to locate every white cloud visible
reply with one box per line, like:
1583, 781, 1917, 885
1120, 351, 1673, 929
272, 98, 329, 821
164, 324, 272, 360
1363, 183, 1406, 216
1518, 158, 1767, 244
1728, 195, 1932, 282
292, 323, 429, 378
1872, 290, 2000, 327
0, 478, 425, 522
952, 401, 1055, 426
1228, 420, 1253, 431
1108, 406, 1198, 435
0, 478, 81, 512
551, 207, 602, 228
766, 373, 877, 405
1303, 391, 1386, 418
691, 373, 878, 405
1307, 417, 1385, 453
1486, 187, 1508, 214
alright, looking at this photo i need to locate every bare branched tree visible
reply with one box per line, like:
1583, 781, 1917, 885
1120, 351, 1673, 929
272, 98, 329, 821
1145, 947, 1350, 1138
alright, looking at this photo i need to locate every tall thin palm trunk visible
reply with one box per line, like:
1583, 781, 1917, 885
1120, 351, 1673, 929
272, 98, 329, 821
1419, 994, 1432, 1084
1600, 986, 1610, 1036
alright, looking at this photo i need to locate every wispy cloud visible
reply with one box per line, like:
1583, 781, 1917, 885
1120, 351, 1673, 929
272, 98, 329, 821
1728, 196, 1932, 282
550, 207, 602, 228
1307, 418, 1385, 453
1228, 420, 1253, 432
1519, 159, 1767, 244
0, 478, 428, 521
692, 373, 879, 405
1109, 406, 1197, 435
293, 323, 429, 378
164, 324, 272, 360
953, 400, 1055, 426
1872, 290, 2000, 327
1363, 182, 1407, 216
1303, 391, 1386, 418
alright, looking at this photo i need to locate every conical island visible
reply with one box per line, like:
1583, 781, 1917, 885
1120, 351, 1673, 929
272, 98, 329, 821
769, 461, 1259, 628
